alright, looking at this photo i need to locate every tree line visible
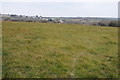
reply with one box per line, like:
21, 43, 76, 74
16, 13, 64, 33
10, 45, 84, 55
97, 21, 119, 27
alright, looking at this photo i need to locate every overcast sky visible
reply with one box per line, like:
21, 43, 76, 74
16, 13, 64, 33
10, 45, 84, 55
1, 0, 119, 18
1, 0, 119, 2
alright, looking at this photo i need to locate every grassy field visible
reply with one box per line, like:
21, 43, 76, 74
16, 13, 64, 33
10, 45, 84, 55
2, 21, 118, 78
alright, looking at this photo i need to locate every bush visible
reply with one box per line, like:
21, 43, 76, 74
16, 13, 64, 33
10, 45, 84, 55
108, 21, 118, 27
98, 22, 107, 26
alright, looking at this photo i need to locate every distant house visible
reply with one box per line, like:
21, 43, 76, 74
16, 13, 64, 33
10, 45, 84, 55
39, 16, 42, 19
59, 19, 63, 23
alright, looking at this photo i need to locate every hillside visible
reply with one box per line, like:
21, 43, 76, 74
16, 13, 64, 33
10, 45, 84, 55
2, 21, 118, 78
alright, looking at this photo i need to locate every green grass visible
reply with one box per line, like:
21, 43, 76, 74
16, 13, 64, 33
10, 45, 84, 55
2, 21, 118, 78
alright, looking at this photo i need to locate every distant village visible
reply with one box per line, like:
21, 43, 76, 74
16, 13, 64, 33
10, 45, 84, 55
0, 14, 119, 27
1, 14, 64, 23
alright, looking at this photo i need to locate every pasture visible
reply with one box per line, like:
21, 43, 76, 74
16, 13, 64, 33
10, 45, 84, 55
2, 21, 118, 78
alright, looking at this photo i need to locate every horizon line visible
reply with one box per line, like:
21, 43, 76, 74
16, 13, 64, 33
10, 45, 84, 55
1, 13, 118, 18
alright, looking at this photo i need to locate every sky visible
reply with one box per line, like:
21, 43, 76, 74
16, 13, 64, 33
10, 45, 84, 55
1, 0, 119, 18
1, 0, 119, 2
